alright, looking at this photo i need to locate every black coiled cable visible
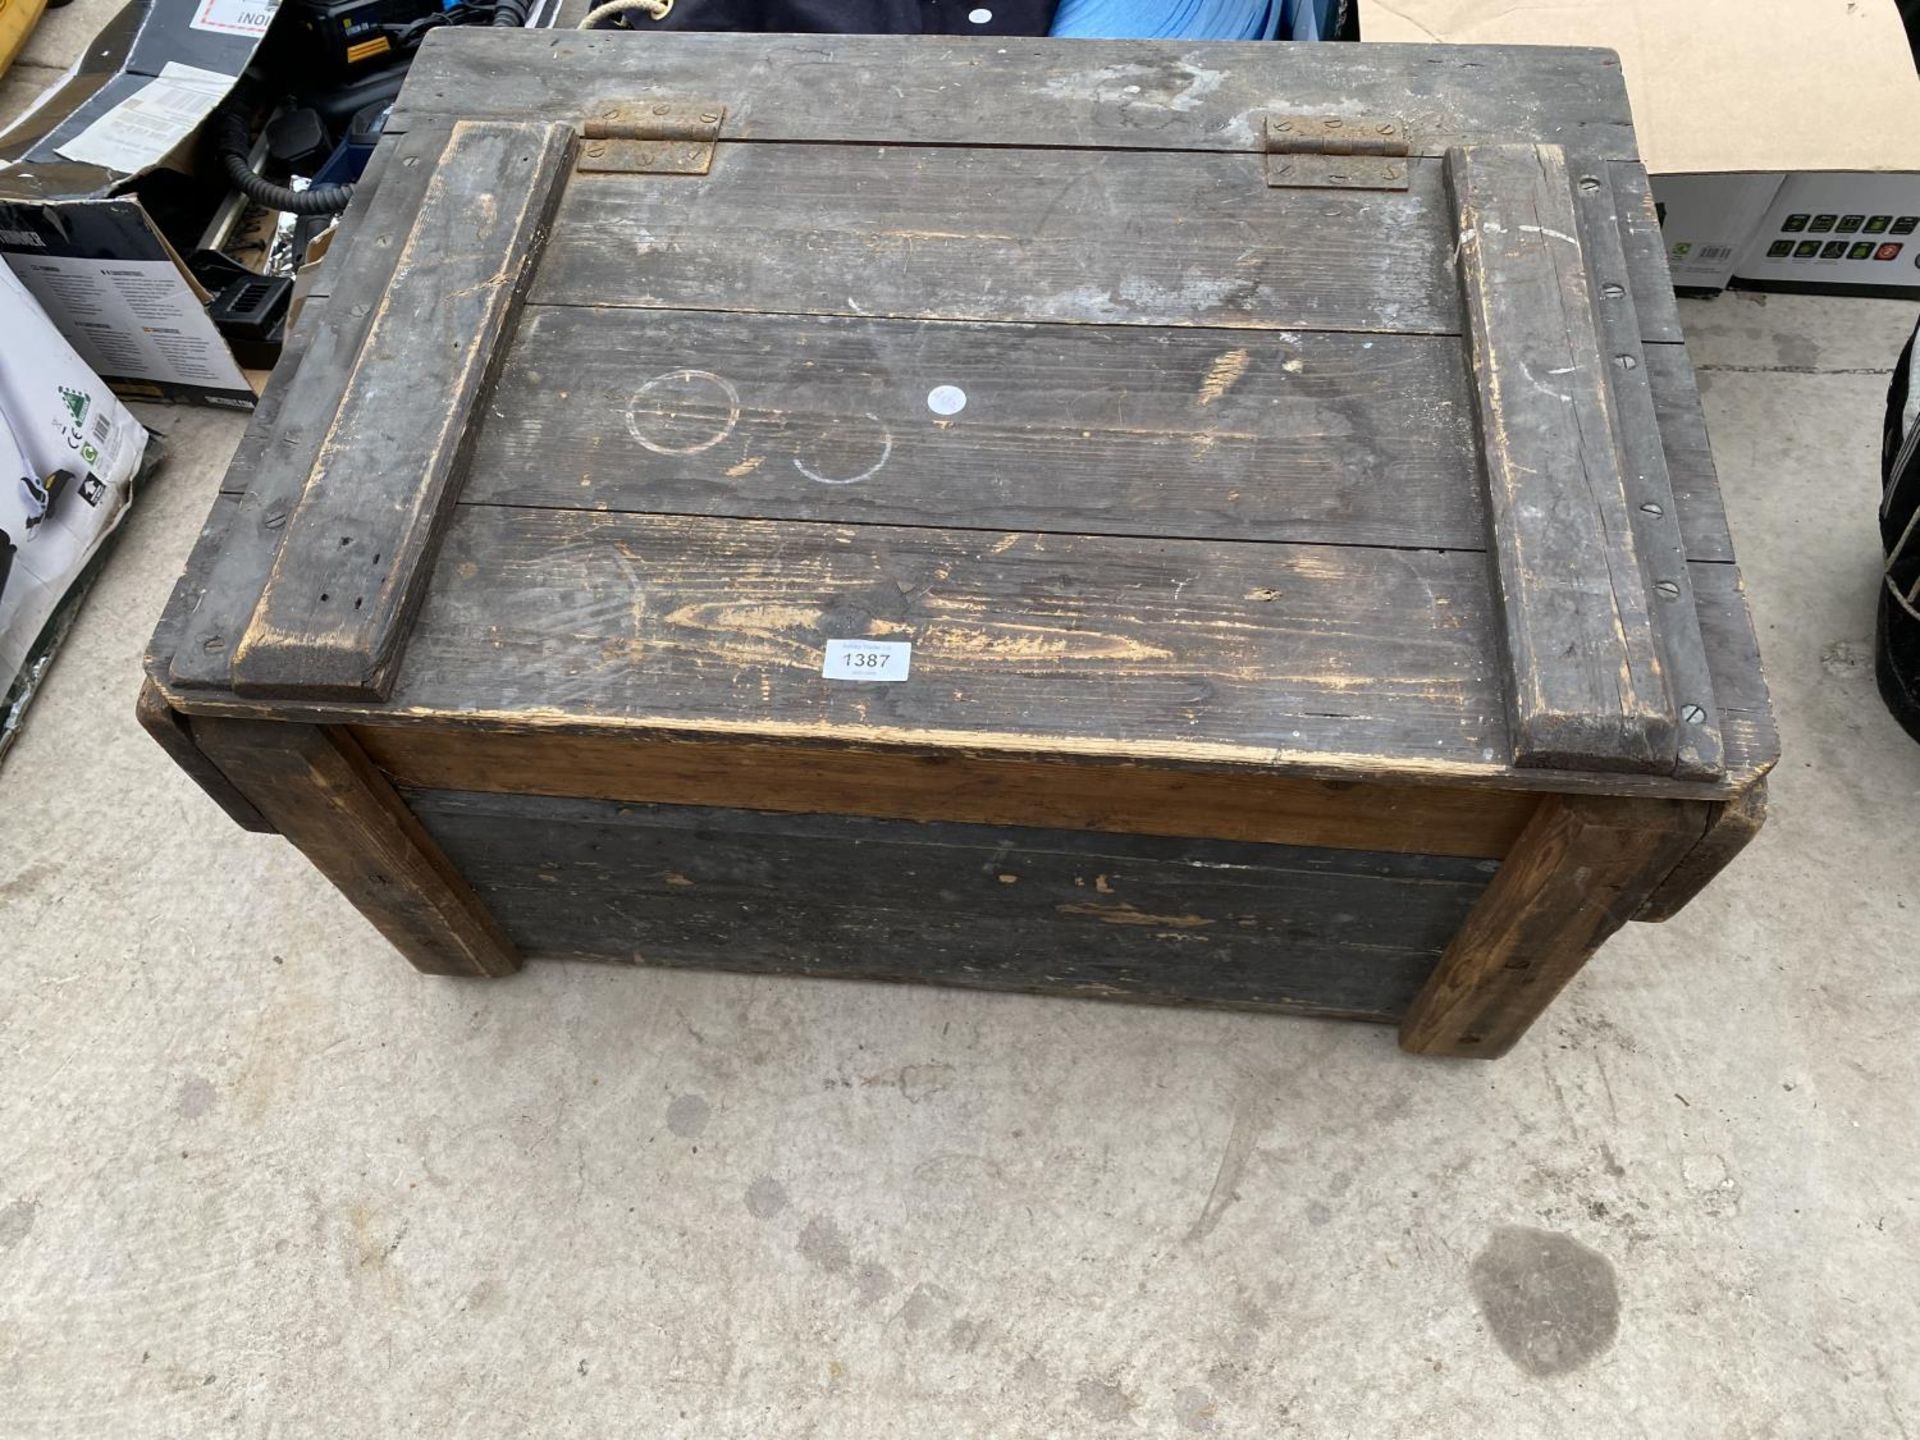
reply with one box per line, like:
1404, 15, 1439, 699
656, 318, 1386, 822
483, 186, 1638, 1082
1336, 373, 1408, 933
211, 108, 356, 217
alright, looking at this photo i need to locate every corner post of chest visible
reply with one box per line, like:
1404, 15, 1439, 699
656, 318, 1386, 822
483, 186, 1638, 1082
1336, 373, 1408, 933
187, 716, 522, 979
1397, 793, 1711, 1057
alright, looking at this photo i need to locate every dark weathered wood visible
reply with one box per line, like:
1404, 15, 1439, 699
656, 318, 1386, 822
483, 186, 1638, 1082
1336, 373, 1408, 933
411, 788, 1499, 1020
153, 508, 1770, 802
1398, 794, 1708, 1056
353, 723, 1537, 859
190, 719, 520, 977
394, 32, 1635, 156
1637, 779, 1768, 922
1572, 161, 1724, 781
1607, 161, 1683, 345
476, 306, 1477, 547
391, 505, 1513, 768
1449, 143, 1674, 774
1647, 344, 1733, 564
477, 306, 1733, 560
170, 125, 457, 691
536, 146, 1460, 336
1691, 560, 1778, 790
135, 678, 274, 833
230, 121, 575, 702
153, 517, 1771, 803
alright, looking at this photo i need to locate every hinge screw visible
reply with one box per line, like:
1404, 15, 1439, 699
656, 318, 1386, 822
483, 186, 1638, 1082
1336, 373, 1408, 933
1377, 123, 1396, 135
602, 105, 622, 117
653, 103, 673, 115
1273, 119, 1294, 132
1579, 175, 1602, 192
586, 142, 607, 157
1681, 704, 1706, 724
1614, 353, 1638, 370
700, 111, 721, 124
1602, 282, 1625, 298
1655, 580, 1681, 599
1639, 501, 1664, 516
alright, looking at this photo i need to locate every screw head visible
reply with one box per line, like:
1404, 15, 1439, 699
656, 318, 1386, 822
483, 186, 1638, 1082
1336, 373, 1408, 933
700, 111, 721, 124
1377, 123, 1397, 135
653, 103, 673, 115
1324, 117, 1345, 128
602, 105, 623, 118
1681, 703, 1707, 724
1614, 353, 1639, 370
1640, 501, 1664, 516
1656, 580, 1681, 599
1602, 282, 1626, 298
1579, 175, 1602, 192
1273, 119, 1294, 132
586, 142, 607, 157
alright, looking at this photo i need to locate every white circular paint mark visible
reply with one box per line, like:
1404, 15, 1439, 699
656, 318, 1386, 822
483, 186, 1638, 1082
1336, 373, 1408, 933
926, 384, 968, 416
968, 7, 993, 22
624, 369, 740, 456
793, 413, 894, 486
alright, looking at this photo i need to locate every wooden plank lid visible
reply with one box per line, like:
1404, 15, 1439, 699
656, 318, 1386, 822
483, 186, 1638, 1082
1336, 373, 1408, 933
152, 33, 1771, 799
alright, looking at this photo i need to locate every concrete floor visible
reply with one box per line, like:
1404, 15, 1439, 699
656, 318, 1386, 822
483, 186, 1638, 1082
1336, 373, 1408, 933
5, 17, 1920, 1440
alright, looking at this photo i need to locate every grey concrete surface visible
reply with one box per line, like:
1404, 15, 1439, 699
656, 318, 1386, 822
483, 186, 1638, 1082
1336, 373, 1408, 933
4, 9, 1920, 1436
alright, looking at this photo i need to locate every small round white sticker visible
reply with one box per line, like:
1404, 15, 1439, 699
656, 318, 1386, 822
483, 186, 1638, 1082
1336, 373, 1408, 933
926, 385, 968, 416
968, 7, 993, 23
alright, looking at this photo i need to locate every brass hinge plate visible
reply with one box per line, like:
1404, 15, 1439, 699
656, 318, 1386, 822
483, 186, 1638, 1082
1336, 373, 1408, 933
579, 100, 725, 175
1265, 115, 1410, 191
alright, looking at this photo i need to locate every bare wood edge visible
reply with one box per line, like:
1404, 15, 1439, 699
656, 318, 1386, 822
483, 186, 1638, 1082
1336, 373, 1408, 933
1635, 779, 1768, 922
135, 678, 275, 834
140, 668, 1776, 806
353, 723, 1535, 861
190, 718, 521, 978
1397, 793, 1710, 1058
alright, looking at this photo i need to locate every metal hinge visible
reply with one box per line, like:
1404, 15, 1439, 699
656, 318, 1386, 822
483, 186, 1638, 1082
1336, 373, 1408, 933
579, 100, 726, 175
1264, 115, 1410, 191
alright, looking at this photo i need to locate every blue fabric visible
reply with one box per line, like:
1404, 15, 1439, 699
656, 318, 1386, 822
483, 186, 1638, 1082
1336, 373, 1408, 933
1049, 0, 1280, 40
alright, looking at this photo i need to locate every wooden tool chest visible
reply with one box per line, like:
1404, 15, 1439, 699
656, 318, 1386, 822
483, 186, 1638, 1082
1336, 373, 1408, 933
140, 31, 1775, 1057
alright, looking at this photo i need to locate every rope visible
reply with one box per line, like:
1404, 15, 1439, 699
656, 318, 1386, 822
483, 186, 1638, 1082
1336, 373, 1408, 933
1049, 0, 1281, 39
577, 0, 671, 27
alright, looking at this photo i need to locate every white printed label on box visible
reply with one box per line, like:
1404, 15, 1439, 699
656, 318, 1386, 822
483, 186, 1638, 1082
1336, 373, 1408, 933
56, 62, 235, 174
191, 0, 281, 36
2, 254, 249, 393
821, 639, 912, 681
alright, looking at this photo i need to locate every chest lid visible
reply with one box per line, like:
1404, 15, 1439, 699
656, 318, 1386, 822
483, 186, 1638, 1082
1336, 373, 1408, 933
157, 32, 1772, 797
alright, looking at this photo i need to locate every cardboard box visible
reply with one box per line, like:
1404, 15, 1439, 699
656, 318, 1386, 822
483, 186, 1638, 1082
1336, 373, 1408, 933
1734, 173, 1920, 297
1652, 172, 1784, 293
1360, 0, 1920, 295
0, 0, 277, 405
